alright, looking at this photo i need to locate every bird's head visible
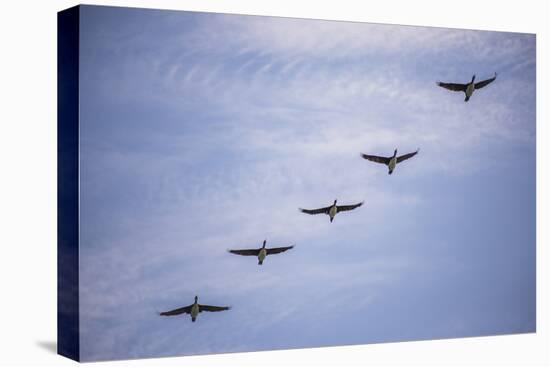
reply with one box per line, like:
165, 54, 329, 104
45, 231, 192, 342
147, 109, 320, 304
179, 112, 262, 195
333, 199, 337, 205
394, 148, 398, 156
194, 295, 198, 303
471, 74, 476, 82
262, 239, 266, 248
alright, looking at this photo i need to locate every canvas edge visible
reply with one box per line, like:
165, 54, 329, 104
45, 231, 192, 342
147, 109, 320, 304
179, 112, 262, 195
57, 4, 81, 362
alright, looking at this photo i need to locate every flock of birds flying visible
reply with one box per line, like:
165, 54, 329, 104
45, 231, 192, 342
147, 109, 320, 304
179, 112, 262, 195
158, 72, 498, 322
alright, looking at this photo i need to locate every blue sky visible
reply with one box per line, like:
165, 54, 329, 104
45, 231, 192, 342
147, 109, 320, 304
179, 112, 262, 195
77, 5, 535, 361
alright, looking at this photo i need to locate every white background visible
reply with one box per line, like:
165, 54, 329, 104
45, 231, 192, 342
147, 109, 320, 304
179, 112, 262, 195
0, 0, 547, 365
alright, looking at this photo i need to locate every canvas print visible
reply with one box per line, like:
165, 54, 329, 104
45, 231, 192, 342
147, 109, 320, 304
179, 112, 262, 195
57, 5, 536, 362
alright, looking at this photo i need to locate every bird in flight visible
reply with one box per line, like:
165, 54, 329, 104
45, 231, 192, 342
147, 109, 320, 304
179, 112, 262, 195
299, 199, 364, 223
159, 296, 230, 322
437, 72, 497, 102
228, 239, 294, 265
360, 148, 419, 175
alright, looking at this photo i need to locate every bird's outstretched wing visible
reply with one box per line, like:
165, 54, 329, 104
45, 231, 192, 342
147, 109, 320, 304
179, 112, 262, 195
360, 153, 391, 165
474, 73, 497, 89
436, 81, 467, 92
199, 304, 230, 312
159, 304, 192, 316
228, 248, 260, 256
396, 149, 419, 163
299, 206, 331, 215
337, 201, 364, 213
266, 245, 294, 255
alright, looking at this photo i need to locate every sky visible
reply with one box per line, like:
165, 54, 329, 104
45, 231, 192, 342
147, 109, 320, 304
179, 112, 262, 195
77, 5, 536, 362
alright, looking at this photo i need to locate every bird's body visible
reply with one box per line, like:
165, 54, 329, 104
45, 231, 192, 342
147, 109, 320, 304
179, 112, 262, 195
388, 155, 397, 174
465, 80, 475, 100
300, 199, 364, 223
361, 149, 418, 175
159, 296, 230, 322
190, 302, 199, 322
228, 240, 294, 265
437, 73, 497, 102
258, 247, 267, 264
328, 203, 338, 221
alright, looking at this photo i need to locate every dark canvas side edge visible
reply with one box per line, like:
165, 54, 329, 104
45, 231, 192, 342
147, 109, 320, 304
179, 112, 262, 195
57, 5, 80, 362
